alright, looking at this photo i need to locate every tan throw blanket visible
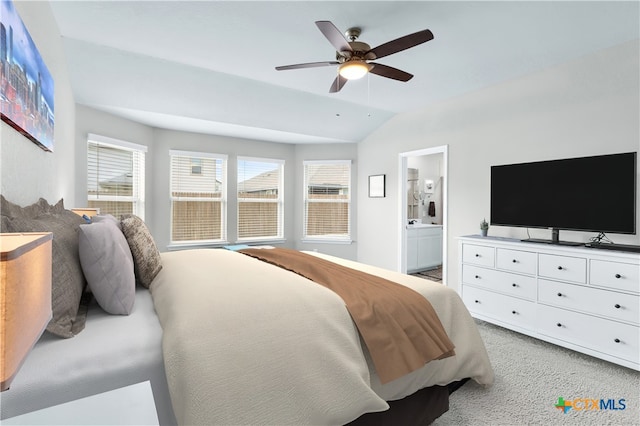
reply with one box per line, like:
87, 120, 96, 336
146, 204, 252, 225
239, 247, 455, 384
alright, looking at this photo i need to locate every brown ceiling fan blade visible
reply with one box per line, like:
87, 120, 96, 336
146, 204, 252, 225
316, 21, 353, 53
368, 63, 414, 82
367, 29, 434, 60
275, 61, 339, 71
329, 75, 348, 93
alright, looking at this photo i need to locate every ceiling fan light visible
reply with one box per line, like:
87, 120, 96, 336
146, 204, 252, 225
338, 61, 372, 80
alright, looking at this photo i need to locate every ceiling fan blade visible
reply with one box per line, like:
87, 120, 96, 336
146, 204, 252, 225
316, 21, 353, 53
329, 75, 348, 93
275, 61, 339, 71
369, 63, 414, 82
367, 29, 434, 60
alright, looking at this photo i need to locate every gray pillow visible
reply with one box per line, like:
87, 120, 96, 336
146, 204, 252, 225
120, 214, 162, 288
79, 220, 135, 315
0, 196, 88, 338
92, 213, 122, 230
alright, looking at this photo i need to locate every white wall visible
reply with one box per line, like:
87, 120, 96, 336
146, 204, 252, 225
358, 40, 640, 291
1, 1, 75, 207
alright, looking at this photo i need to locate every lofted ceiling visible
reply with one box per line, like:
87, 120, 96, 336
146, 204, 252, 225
48, 1, 639, 144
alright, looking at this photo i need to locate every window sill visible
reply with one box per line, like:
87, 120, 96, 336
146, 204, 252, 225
301, 239, 353, 245
167, 241, 230, 251
235, 238, 286, 245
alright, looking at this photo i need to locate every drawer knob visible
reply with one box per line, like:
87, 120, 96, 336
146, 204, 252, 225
614, 338, 621, 343
475, 275, 480, 279
557, 292, 563, 297
615, 304, 621, 309
556, 323, 562, 327
511, 310, 517, 315
557, 266, 564, 270
615, 274, 621, 279
474, 300, 480, 304
512, 259, 517, 263
475, 254, 480, 257
512, 283, 517, 287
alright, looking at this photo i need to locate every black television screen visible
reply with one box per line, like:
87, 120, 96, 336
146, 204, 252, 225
491, 152, 637, 242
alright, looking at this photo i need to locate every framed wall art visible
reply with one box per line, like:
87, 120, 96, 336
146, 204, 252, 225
368, 174, 385, 198
1, 0, 55, 151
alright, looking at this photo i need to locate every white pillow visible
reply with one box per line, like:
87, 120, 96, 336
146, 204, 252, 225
78, 219, 135, 315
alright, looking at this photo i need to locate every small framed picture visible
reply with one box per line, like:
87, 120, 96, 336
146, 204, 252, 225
368, 174, 386, 198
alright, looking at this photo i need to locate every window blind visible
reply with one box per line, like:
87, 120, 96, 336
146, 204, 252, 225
170, 150, 227, 244
237, 157, 284, 241
303, 160, 351, 241
87, 134, 146, 219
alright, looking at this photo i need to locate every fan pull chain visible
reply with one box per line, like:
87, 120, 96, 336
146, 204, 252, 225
367, 72, 371, 117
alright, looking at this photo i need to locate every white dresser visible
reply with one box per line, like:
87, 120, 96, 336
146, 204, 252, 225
458, 235, 639, 370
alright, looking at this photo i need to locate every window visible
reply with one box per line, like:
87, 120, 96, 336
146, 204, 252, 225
190, 158, 202, 175
303, 160, 351, 242
87, 134, 146, 219
237, 157, 284, 241
170, 150, 227, 245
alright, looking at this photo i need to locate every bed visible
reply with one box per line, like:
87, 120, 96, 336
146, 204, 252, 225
0, 197, 493, 425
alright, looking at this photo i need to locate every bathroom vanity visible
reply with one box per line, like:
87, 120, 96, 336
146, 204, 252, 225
407, 224, 443, 273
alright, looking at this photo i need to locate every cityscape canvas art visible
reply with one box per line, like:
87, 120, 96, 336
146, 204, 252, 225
0, 0, 54, 151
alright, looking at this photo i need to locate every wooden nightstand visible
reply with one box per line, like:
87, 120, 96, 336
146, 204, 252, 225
2, 381, 159, 425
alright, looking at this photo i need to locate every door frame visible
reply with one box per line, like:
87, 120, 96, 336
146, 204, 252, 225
398, 145, 449, 284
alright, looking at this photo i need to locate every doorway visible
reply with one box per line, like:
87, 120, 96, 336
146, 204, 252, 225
398, 146, 448, 284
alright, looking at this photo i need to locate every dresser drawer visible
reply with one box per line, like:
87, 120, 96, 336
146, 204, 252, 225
496, 248, 537, 275
462, 265, 536, 301
538, 279, 640, 325
590, 260, 639, 294
539, 253, 586, 283
537, 304, 640, 363
462, 244, 495, 267
462, 286, 536, 331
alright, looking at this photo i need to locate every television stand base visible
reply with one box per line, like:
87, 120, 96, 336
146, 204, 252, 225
520, 238, 584, 247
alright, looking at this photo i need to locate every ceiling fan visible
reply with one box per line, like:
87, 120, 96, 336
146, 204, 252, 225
275, 21, 434, 93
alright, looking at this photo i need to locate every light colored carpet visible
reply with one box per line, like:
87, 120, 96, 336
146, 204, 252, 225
434, 320, 640, 425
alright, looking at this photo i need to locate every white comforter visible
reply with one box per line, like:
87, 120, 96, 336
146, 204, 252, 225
150, 249, 493, 425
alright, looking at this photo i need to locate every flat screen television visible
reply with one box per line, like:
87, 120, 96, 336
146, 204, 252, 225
491, 152, 637, 245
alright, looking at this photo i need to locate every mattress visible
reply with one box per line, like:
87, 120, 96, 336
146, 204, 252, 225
0, 288, 176, 425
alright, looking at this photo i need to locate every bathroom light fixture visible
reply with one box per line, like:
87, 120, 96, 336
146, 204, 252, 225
338, 61, 372, 80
